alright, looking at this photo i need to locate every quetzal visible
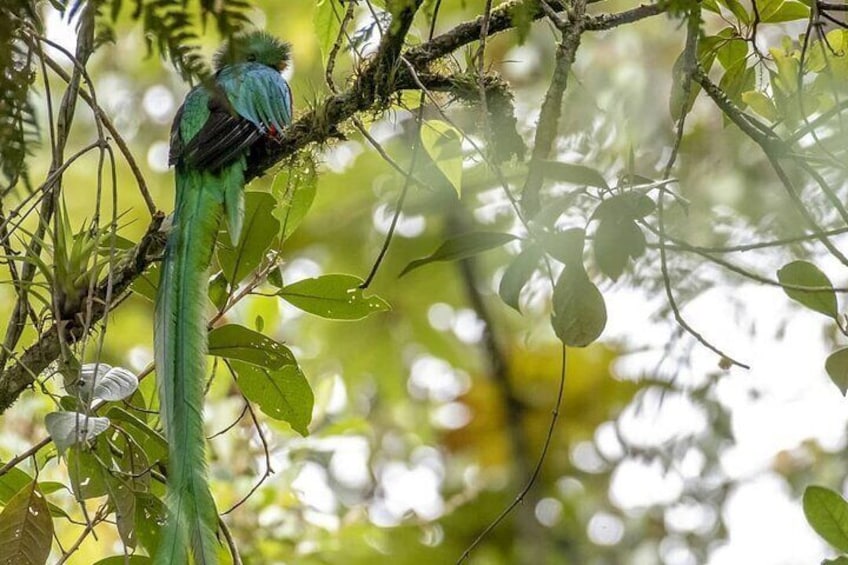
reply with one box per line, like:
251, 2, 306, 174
155, 31, 292, 565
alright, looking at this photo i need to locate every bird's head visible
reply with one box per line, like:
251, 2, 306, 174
214, 31, 291, 72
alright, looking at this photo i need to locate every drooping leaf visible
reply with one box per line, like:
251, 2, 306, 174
742, 90, 778, 121
106, 407, 169, 463
208, 271, 228, 310
208, 324, 296, 369
541, 228, 585, 265
551, 265, 607, 347
593, 219, 646, 281
420, 120, 464, 196
592, 192, 655, 221
826, 348, 848, 396
0, 481, 53, 565
718, 0, 751, 24
539, 161, 609, 189
219, 192, 280, 285
107, 479, 136, 548
400, 232, 518, 277
131, 263, 160, 302
45, 412, 110, 454
0, 467, 31, 505
271, 161, 317, 241
67, 444, 112, 500
314, 0, 343, 66
74, 364, 138, 403
498, 244, 543, 312
92, 556, 152, 565
760, 0, 809, 22
777, 260, 838, 318
134, 492, 166, 557
231, 360, 313, 436
278, 274, 390, 320
804, 486, 848, 552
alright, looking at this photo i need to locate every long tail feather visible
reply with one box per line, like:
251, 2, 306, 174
154, 164, 241, 565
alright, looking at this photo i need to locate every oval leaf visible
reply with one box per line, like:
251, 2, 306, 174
0, 467, 32, 505
272, 161, 317, 241
93, 557, 153, 565
218, 192, 280, 286
826, 347, 848, 396
777, 260, 838, 318
541, 228, 585, 265
0, 481, 53, 565
539, 161, 609, 189
45, 412, 110, 454
552, 266, 607, 347
315, 0, 343, 66
420, 120, 463, 196
400, 232, 518, 277
499, 244, 543, 312
84, 366, 138, 402
804, 485, 848, 552
231, 360, 313, 436
208, 324, 296, 369
278, 274, 390, 320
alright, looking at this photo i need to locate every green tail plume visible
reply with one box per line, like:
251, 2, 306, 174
154, 162, 244, 565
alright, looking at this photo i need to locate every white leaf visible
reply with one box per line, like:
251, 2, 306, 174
74, 363, 138, 402
93, 367, 138, 401
45, 412, 110, 454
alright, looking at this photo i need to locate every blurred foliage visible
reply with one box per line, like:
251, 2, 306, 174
2, 0, 848, 563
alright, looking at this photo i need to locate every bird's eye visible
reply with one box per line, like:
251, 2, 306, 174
246, 54, 256, 62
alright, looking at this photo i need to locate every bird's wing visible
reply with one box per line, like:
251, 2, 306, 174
170, 63, 291, 172
224, 62, 293, 135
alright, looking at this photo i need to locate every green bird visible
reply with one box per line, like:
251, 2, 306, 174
155, 31, 292, 565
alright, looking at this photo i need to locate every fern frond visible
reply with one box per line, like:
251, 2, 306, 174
0, 0, 40, 195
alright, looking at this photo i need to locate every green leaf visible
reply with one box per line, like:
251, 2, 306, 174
67, 444, 111, 500
551, 265, 607, 347
720, 59, 755, 105
106, 407, 168, 463
218, 192, 280, 286
108, 480, 136, 548
231, 360, 313, 436
742, 90, 778, 121
272, 161, 317, 241
420, 120, 464, 196
131, 263, 160, 302
315, 0, 343, 67
0, 467, 32, 505
594, 219, 645, 281
208, 271, 228, 310
541, 228, 585, 265
92, 556, 152, 565
498, 244, 543, 312
760, 0, 809, 22
715, 29, 748, 71
278, 274, 390, 320
718, 0, 751, 24
823, 556, 848, 565
592, 192, 655, 221
776, 260, 838, 318
208, 324, 297, 369
400, 232, 518, 277
0, 481, 53, 565
826, 348, 848, 396
804, 486, 848, 552
134, 492, 166, 557
539, 161, 609, 189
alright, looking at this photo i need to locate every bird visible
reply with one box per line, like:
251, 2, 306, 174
154, 30, 292, 565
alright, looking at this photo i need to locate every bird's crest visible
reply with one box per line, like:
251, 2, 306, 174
214, 31, 291, 71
